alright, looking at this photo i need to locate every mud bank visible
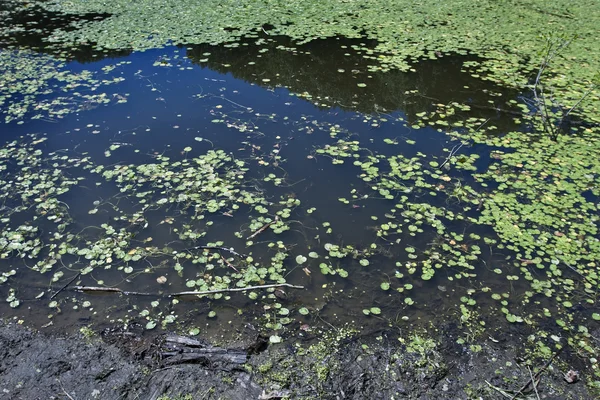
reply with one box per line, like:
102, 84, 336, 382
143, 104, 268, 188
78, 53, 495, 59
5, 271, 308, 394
0, 321, 593, 399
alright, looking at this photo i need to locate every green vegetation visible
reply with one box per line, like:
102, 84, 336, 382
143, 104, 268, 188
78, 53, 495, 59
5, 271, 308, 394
22, 0, 597, 118
0, 50, 128, 123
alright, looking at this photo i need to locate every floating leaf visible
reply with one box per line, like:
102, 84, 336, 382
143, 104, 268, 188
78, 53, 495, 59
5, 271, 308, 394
145, 321, 157, 330
299, 307, 309, 315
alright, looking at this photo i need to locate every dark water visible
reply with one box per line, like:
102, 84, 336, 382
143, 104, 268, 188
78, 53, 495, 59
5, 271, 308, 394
0, 11, 533, 340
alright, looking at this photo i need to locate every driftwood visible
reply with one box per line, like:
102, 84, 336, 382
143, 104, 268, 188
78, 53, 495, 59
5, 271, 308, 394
165, 335, 204, 347
160, 334, 247, 368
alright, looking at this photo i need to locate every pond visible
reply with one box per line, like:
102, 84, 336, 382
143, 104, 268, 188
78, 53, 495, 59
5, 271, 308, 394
1, 0, 599, 391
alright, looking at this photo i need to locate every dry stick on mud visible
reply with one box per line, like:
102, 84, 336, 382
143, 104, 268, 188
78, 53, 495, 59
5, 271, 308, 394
57, 379, 75, 400
510, 347, 563, 400
527, 366, 541, 400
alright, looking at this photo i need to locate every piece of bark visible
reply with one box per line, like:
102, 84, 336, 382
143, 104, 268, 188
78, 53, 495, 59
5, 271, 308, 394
165, 334, 204, 347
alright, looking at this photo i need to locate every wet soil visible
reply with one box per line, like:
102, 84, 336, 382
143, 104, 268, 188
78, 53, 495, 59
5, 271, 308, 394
0, 320, 593, 400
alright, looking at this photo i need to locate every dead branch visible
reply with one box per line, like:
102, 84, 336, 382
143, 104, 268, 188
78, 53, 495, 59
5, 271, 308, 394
161, 334, 247, 367
71, 283, 304, 298
170, 282, 304, 297
57, 379, 75, 400
247, 216, 279, 240
72, 286, 153, 296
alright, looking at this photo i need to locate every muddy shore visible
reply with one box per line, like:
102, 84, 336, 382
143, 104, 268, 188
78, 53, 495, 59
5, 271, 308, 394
0, 320, 593, 399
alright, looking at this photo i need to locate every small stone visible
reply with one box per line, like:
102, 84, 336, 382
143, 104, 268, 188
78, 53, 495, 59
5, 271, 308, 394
564, 369, 579, 383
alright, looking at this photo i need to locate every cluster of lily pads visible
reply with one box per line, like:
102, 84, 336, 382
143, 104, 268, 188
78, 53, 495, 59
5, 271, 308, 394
0, 49, 129, 123
308, 105, 600, 386
13, 0, 594, 124
0, 134, 307, 331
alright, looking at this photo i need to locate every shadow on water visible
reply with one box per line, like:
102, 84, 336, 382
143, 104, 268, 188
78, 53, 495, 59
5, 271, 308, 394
0, 2, 131, 62
0, 25, 555, 343
185, 35, 522, 131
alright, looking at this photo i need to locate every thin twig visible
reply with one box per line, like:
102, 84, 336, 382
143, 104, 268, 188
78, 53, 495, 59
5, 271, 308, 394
57, 379, 75, 400
540, 90, 557, 139
528, 366, 541, 400
72, 283, 304, 298
562, 84, 597, 120
510, 347, 563, 400
247, 216, 278, 240
439, 142, 465, 169
212, 94, 252, 110
485, 381, 513, 399
51, 272, 81, 299
72, 286, 153, 296
188, 245, 246, 258
221, 255, 239, 273
170, 283, 304, 297
440, 118, 490, 170
563, 262, 592, 283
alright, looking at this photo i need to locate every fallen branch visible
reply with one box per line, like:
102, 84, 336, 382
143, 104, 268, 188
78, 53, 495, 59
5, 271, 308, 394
72, 286, 153, 296
161, 349, 247, 366
439, 141, 466, 170
170, 283, 304, 297
71, 283, 304, 298
160, 334, 247, 366
247, 216, 278, 240
415, 93, 524, 116
563, 262, 596, 285
57, 379, 75, 400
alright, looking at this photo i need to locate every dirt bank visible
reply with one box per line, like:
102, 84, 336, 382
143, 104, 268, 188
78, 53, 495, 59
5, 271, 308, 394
0, 320, 593, 399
